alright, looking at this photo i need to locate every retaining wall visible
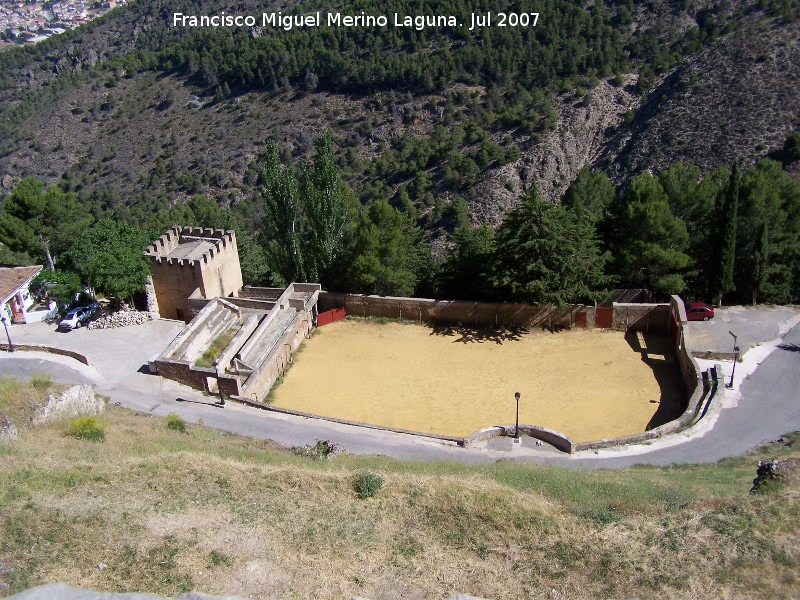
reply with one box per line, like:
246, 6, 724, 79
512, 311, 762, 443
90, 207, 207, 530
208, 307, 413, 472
318, 292, 591, 328
318, 292, 672, 333
0, 344, 90, 365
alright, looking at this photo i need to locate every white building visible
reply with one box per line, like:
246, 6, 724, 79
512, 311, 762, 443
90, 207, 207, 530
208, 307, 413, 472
0, 265, 44, 324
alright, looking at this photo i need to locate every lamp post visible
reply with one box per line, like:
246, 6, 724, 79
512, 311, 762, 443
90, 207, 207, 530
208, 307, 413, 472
1, 316, 13, 353
514, 391, 521, 440
213, 361, 225, 406
727, 331, 739, 389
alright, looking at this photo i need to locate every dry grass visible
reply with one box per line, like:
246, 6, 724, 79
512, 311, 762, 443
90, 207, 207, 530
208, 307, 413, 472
194, 329, 238, 368
0, 375, 64, 433
1, 405, 799, 599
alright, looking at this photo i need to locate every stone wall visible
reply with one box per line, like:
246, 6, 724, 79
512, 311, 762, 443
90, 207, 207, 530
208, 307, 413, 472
240, 286, 285, 300
239, 308, 314, 402
318, 292, 674, 333
148, 259, 201, 322
611, 303, 670, 332
0, 344, 90, 365
318, 292, 590, 328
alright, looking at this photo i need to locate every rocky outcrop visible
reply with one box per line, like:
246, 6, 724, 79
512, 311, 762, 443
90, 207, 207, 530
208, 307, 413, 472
597, 18, 800, 183
751, 457, 800, 493
0, 413, 18, 440
471, 77, 637, 226
34, 385, 104, 424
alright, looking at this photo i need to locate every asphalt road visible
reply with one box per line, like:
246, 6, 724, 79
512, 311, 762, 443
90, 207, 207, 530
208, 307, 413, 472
0, 326, 800, 468
1, 318, 799, 468
687, 305, 800, 354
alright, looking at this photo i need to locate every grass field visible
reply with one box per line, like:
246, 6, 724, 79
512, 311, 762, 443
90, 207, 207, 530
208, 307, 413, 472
1, 381, 799, 600
269, 318, 685, 442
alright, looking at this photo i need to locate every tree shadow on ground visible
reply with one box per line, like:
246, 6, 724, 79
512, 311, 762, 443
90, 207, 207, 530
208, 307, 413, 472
778, 343, 800, 353
624, 330, 687, 430
427, 323, 532, 344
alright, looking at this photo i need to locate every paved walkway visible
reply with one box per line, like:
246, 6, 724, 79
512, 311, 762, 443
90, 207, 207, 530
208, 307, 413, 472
686, 304, 800, 354
1, 315, 799, 467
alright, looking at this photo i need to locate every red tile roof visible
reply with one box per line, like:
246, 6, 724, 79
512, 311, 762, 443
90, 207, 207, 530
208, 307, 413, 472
0, 265, 43, 303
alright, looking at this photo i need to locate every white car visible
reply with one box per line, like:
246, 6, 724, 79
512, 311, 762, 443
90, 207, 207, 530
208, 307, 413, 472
58, 303, 99, 331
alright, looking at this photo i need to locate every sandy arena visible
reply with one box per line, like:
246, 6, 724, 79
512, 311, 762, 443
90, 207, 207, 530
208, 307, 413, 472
270, 319, 685, 443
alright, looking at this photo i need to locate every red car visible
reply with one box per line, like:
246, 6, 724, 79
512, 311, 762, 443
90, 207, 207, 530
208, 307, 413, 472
687, 302, 715, 321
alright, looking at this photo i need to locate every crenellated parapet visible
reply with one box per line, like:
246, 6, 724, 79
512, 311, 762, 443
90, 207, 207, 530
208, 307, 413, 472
145, 225, 243, 322
144, 226, 238, 268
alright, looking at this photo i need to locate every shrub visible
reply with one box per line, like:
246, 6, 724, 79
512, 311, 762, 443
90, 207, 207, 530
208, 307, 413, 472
30, 373, 53, 391
209, 549, 232, 567
292, 439, 344, 459
785, 130, 800, 160
353, 472, 383, 499
166, 412, 186, 433
66, 416, 105, 441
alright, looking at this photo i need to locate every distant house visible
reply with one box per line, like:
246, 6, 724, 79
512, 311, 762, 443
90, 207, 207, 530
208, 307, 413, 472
0, 265, 44, 324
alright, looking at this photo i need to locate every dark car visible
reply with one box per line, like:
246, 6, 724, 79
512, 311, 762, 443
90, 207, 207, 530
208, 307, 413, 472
687, 302, 715, 321
58, 302, 100, 330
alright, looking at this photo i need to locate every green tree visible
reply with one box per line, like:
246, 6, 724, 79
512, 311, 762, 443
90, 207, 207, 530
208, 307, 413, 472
712, 164, 739, 306
259, 141, 306, 284
493, 189, 610, 305
347, 200, 425, 297
0, 177, 93, 270
563, 167, 615, 223
609, 173, 690, 296
736, 159, 800, 304
66, 220, 152, 300
752, 221, 769, 305
301, 131, 352, 288
438, 224, 496, 300
784, 130, 800, 160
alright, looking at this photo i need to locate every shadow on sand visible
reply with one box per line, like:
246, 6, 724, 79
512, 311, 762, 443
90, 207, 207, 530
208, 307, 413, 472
624, 330, 687, 431
426, 323, 542, 344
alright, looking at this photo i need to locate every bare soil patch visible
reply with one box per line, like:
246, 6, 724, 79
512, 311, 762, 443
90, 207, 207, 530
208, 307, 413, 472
270, 319, 684, 442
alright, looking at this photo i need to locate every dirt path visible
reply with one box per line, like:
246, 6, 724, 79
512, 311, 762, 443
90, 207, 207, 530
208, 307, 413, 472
270, 320, 683, 443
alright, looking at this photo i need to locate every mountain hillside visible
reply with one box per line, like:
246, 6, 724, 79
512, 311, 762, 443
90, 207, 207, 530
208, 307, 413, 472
598, 16, 800, 182
0, 0, 798, 234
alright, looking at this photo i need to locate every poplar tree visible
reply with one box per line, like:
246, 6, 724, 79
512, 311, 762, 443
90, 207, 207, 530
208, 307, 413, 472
259, 141, 306, 284
301, 131, 350, 288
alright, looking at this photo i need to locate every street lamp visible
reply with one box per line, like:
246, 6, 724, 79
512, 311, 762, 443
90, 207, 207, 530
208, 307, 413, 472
1, 316, 14, 352
514, 391, 521, 440
727, 331, 739, 389
213, 361, 226, 406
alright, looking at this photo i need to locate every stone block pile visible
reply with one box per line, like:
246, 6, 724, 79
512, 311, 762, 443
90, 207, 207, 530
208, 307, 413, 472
87, 310, 153, 330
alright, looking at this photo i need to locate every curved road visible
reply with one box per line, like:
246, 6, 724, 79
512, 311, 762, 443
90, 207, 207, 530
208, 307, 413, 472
1, 323, 798, 468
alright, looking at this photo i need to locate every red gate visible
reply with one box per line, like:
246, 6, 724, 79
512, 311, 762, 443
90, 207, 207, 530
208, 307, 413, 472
317, 306, 346, 327
595, 307, 613, 328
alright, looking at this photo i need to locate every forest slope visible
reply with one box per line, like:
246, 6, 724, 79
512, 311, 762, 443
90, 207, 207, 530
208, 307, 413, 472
0, 0, 798, 232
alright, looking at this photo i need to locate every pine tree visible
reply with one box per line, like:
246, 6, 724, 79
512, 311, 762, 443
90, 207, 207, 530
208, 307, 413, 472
752, 221, 769, 305
493, 188, 610, 305
714, 164, 739, 306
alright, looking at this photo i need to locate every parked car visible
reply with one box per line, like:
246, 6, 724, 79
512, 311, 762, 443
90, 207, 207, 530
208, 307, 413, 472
687, 302, 715, 321
58, 302, 100, 331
